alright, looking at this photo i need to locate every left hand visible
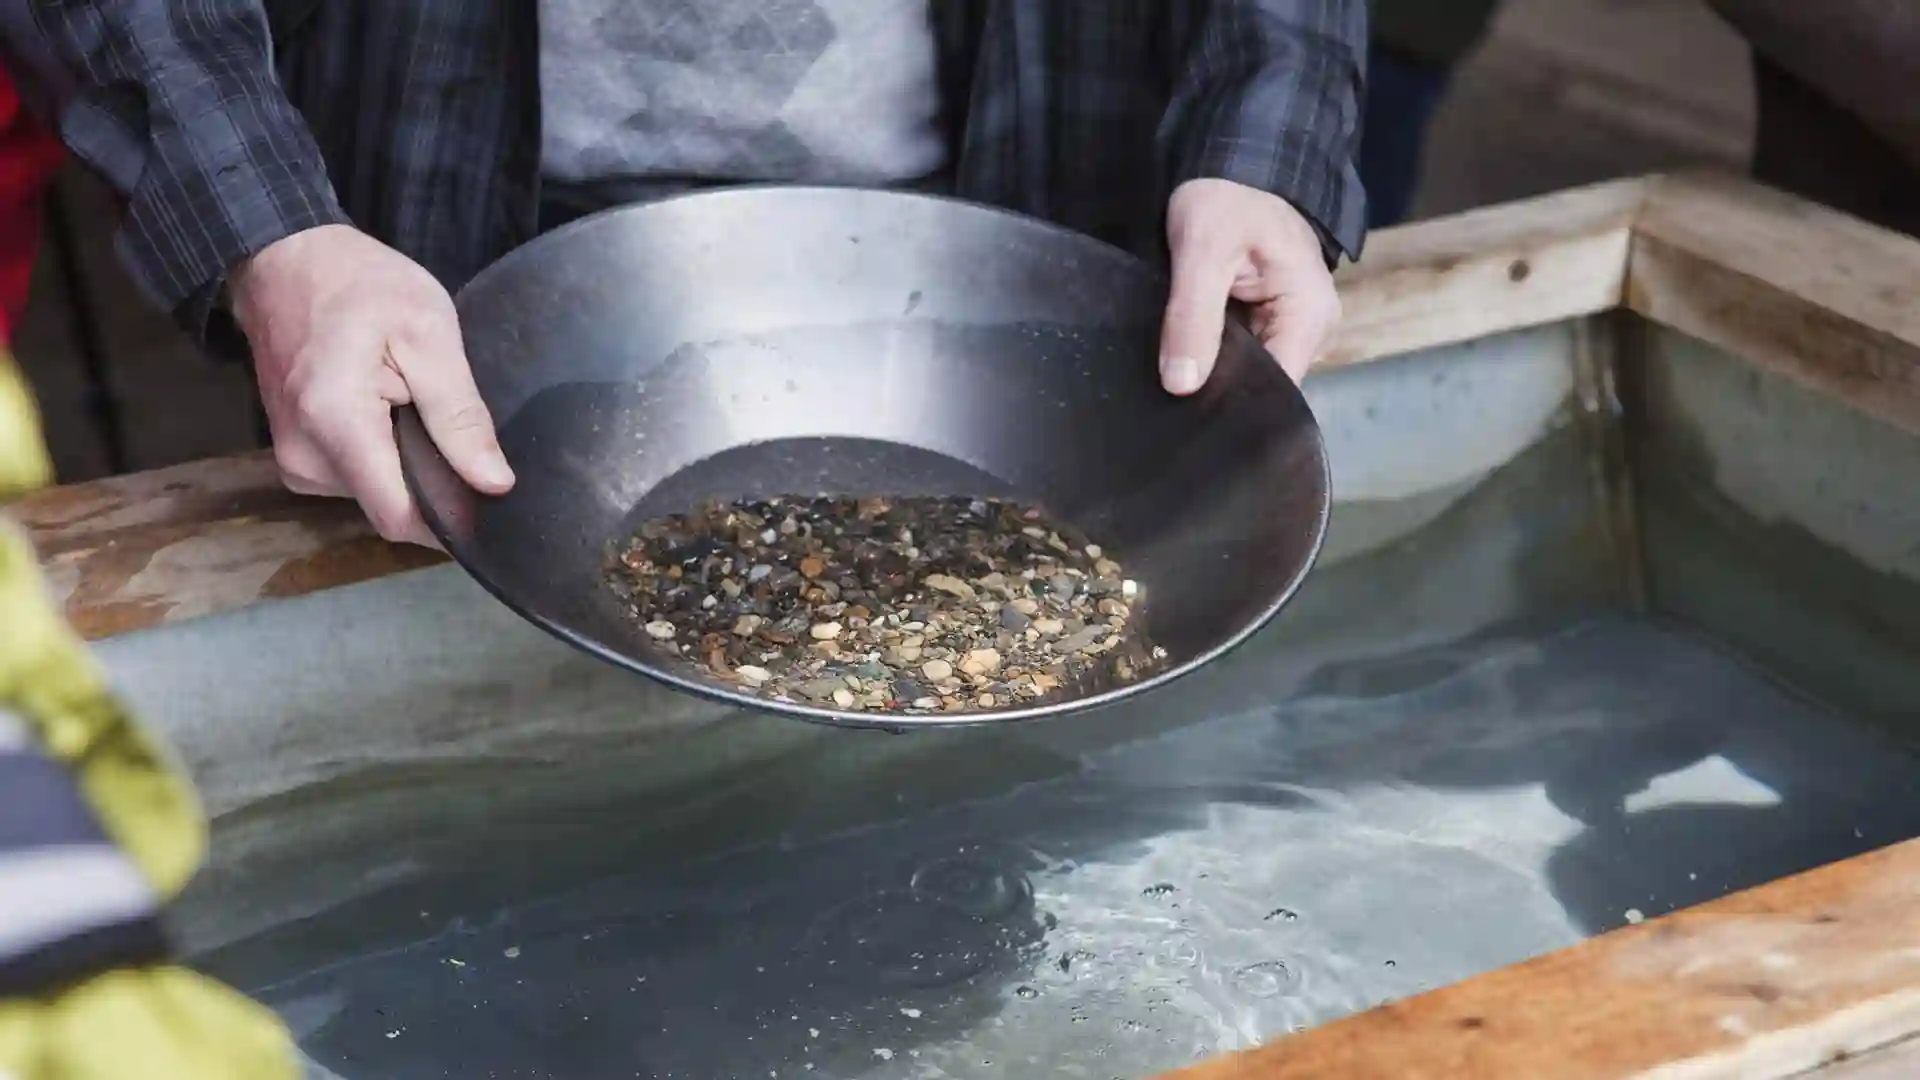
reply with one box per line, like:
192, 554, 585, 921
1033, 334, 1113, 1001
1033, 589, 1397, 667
1158, 178, 1342, 393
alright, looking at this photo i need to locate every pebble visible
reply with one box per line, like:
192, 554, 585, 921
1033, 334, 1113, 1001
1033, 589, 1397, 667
810, 621, 842, 640
643, 621, 677, 641
922, 658, 956, 681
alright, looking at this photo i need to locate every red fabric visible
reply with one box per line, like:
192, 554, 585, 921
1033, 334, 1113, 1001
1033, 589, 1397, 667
0, 64, 64, 343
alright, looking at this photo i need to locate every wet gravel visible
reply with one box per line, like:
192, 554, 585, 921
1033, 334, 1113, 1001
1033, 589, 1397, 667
604, 495, 1163, 715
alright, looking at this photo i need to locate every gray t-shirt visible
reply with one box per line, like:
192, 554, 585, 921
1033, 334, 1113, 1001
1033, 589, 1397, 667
539, 0, 949, 210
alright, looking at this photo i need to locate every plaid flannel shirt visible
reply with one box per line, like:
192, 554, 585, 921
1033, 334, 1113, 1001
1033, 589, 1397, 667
4, 0, 1365, 346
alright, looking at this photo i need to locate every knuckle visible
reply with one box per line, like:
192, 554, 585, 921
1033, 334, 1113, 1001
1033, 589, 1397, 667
442, 401, 493, 433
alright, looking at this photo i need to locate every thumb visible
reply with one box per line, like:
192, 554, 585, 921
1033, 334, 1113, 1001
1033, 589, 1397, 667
1158, 241, 1239, 396
391, 313, 516, 495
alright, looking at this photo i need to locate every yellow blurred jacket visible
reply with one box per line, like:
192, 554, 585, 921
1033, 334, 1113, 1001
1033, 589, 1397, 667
0, 350, 303, 1080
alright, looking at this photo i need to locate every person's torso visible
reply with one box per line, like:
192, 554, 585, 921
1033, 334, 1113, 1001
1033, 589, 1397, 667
538, 0, 950, 213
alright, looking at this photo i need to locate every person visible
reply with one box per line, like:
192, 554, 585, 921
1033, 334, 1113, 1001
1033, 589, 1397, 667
0, 56, 57, 337
1708, 0, 1919, 240
1363, 0, 1501, 228
0, 58, 311, 1080
1, 2, 1368, 549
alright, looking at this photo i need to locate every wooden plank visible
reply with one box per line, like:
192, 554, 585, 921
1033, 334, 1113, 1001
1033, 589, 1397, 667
12, 451, 440, 639
1152, 837, 1920, 1080
1328, 177, 1643, 368
1800, 1036, 1920, 1080
1625, 172, 1920, 434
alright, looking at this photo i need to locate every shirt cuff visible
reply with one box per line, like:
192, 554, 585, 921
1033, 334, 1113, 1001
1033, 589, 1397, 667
1168, 129, 1368, 269
69, 99, 353, 346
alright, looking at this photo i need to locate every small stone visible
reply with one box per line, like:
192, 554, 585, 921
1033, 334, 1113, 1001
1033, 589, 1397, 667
732, 614, 763, 637
810, 621, 843, 640
644, 621, 677, 640
1032, 618, 1065, 636
831, 688, 856, 708
1057, 626, 1108, 654
1122, 579, 1139, 599
999, 607, 1032, 632
800, 555, 827, 579
959, 648, 1002, 677
736, 666, 773, 686
923, 574, 976, 601
1084, 544, 1103, 559
922, 658, 955, 681
797, 678, 844, 702
748, 564, 773, 582
1094, 558, 1122, 578
1097, 598, 1130, 619
911, 697, 940, 709
977, 693, 997, 708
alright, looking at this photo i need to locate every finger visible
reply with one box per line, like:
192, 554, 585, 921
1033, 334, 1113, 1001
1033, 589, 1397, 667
268, 426, 344, 497
1257, 287, 1340, 386
304, 386, 441, 548
1158, 239, 1241, 396
389, 312, 515, 494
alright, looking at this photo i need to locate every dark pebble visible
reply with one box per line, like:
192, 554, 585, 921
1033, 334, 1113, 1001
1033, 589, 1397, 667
999, 606, 1032, 632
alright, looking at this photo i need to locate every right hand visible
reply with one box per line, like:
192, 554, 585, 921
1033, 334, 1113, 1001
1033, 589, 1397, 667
229, 225, 516, 547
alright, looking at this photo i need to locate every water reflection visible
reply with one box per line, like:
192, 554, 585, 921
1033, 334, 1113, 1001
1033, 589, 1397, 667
236, 618, 1919, 1080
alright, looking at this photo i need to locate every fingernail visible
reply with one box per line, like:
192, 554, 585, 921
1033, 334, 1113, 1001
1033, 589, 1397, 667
1161, 355, 1204, 395
479, 451, 516, 490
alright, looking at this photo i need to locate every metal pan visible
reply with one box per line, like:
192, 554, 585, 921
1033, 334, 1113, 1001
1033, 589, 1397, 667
398, 186, 1329, 728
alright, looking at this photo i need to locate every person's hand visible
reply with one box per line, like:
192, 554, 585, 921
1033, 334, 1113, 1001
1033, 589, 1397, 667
228, 225, 515, 547
1158, 178, 1342, 393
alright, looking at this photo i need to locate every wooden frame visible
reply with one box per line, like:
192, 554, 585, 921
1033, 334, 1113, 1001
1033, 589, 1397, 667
12, 171, 1920, 1080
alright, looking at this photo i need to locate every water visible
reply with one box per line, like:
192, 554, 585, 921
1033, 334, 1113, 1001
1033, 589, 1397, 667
237, 617, 1920, 1080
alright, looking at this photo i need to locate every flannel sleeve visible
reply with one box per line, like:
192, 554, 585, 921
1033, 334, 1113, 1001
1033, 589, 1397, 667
3, 0, 352, 341
1162, 0, 1369, 266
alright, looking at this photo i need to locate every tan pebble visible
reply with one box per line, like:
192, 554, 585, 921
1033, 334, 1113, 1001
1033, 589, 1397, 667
1011, 598, 1041, 616
736, 666, 773, 686
902, 633, 926, 648
922, 658, 955, 681
812, 641, 842, 658
911, 697, 939, 709
831, 689, 856, 708
800, 555, 826, 579
959, 648, 1002, 677
1033, 618, 1065, 636
1098, 599, 1130, 618
810, 622, 843, 640
644, 621, 677, 640
1021, 527, 1047, 540
923, 574, 976, 600
1084, 544, 1103, 559
732, 615, 763, 636
1095, 559, 1122, 578
977, 693, 997, 708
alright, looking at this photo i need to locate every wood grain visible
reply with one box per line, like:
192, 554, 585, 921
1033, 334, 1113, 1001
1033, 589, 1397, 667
1626, 172, 1920, 434
1152, 837, 1920, 1080
14, 451, 441, 639
1328, 176, 1643, 368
